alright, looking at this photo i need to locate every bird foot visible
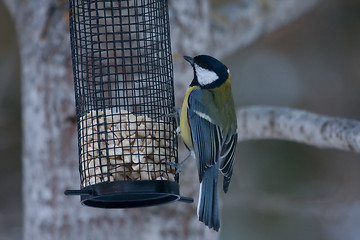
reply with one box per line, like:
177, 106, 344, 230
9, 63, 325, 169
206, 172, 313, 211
167, 162, 183, 174
167, 153, 192, 174
164, 107, 180, 126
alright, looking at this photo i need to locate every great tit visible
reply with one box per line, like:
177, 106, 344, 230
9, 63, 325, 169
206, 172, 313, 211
180, 55, 238, 231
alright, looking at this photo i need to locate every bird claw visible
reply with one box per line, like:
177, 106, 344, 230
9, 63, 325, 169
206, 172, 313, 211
164, 107, 180, 128
167, 152, 193, 174
176, 126, 181, 135
167, 162, 183, 174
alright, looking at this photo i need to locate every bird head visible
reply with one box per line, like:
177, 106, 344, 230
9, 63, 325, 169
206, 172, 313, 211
184, 55, 230, 89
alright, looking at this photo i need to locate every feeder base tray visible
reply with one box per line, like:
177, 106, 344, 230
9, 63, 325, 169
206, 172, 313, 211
65, 180, 193, 208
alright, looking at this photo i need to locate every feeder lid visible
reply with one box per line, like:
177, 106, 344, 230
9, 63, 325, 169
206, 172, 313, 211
65, 180, 193, 208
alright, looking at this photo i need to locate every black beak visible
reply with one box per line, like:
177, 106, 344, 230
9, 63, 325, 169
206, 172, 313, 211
183, 56, 194, 65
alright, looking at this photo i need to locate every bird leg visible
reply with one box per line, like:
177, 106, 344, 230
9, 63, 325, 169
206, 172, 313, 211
173, 107, 181, 127
168, 152, 193, 174
164, 107, 181, 135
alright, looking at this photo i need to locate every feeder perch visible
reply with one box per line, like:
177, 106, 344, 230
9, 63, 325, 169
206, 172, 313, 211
65, 0, 193, 208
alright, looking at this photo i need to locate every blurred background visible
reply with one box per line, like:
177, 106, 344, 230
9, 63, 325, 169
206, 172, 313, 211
0, 0, 22, 239
1, 0, 360, 239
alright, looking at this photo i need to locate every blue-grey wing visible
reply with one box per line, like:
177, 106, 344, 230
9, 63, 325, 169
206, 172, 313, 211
187, 90, 222, 182
219, 133, 237, 193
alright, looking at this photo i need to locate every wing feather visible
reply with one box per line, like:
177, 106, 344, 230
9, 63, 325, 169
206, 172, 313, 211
187, 89, 237, 192
219, 133, 237, 192
187, 90, 221, 182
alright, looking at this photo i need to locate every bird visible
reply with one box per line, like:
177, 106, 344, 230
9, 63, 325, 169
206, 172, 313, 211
179, 55, 238, 231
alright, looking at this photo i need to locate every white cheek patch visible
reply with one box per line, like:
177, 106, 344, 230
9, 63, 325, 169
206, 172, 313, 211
195, 64, 218, 86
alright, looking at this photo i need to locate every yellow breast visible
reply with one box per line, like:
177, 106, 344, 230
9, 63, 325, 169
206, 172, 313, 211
180, 85, 199, 149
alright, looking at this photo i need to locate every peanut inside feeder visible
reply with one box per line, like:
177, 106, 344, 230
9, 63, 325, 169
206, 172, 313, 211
80, 109, 176, 187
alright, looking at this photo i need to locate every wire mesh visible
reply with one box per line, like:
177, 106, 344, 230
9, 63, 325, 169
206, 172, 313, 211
69, 0, 177, 189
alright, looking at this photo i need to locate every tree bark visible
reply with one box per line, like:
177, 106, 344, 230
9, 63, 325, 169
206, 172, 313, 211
237, 106, 360, 152
2, 0, 323, 239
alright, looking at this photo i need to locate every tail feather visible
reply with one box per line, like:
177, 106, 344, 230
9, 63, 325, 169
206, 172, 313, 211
197, 165, 220, 231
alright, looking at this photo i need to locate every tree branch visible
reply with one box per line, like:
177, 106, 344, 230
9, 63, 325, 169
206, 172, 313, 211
210, 0, 320, 58
237, 106, 360, 152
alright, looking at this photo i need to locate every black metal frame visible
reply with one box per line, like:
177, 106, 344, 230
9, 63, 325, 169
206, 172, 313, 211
65, 0, 192, 207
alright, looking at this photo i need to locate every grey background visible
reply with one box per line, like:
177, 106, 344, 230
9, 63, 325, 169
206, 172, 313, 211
1, 0, 360, 239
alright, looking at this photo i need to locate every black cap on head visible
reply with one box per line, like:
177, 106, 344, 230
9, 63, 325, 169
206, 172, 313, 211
184, 55, 229, 88
194, 55, 227, 72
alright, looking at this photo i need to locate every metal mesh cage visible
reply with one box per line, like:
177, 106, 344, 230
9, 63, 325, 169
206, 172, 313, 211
65, 0, 192, 208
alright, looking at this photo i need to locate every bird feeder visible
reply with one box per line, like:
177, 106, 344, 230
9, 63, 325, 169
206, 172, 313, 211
65, 0, 192, 208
